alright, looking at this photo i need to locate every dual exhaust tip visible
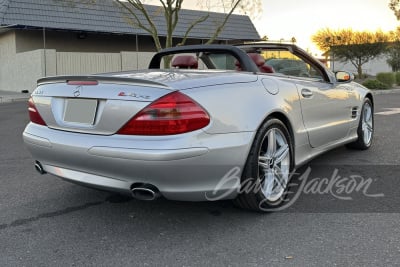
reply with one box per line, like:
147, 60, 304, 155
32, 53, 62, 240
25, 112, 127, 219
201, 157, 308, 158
34, 161, 46, 175
131, 183, 161, 201
34, 161, 160, 201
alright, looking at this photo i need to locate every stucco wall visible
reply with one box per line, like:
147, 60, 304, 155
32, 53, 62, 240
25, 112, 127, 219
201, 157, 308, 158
0, 31, 16, 91
14, 50, 46, 92
0, 31, 43, 92
330, 57, 392, 76
0, 31, 16, 57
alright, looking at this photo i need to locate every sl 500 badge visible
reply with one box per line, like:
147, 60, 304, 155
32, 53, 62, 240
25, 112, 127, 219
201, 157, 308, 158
118, 92, 151, 100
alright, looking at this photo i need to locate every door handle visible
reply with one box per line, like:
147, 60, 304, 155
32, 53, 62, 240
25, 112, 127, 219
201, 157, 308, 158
301, 89, 313, 98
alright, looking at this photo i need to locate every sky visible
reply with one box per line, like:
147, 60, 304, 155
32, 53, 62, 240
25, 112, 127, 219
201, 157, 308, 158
253, 0, 399, 55
145, 0, 399, 55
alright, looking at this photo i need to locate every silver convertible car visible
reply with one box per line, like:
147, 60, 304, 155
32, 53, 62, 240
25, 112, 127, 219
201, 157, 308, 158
23, 43, 374, 211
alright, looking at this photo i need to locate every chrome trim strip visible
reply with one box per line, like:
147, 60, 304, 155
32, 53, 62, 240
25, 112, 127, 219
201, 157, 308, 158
44, 164, 130, 192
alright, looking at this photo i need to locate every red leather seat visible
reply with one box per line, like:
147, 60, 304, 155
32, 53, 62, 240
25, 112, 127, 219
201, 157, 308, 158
236, 53, 274, 73
248, 53, 265, 66
248, 53, 274, 73
172, 55, 198, 69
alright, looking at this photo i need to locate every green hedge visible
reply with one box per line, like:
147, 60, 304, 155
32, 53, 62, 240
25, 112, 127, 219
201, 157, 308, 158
395, 72, 400, 85
362, 79, 390, 90
376, 72, 395, 87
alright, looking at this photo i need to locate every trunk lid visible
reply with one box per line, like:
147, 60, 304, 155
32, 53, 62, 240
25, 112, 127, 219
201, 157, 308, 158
32, 75, 174, 135
31, 70, 257, 135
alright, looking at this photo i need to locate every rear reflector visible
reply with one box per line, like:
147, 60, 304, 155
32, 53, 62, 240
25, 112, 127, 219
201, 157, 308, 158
117, 91, 210, 135
67, 80, 98, 86
28, 97, 47, 126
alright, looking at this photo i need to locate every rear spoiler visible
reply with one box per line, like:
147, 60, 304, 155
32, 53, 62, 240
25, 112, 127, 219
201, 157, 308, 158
37, 75, 170, 89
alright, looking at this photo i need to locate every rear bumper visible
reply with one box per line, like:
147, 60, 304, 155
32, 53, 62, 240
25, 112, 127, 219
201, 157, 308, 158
23, 123, 254, 201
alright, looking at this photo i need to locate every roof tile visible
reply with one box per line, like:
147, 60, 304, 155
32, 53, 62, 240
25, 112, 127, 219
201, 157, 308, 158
0, 0, 259, 40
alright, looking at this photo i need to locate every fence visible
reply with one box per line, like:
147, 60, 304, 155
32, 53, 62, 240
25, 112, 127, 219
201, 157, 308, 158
0, 49, 155, 92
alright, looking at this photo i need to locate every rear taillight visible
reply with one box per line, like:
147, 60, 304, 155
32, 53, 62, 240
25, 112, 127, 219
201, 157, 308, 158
117, 91, 210, 135
28, 97, 47, 126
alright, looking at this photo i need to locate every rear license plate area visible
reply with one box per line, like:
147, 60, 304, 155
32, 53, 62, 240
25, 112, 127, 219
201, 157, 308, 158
63, 99, 98, 125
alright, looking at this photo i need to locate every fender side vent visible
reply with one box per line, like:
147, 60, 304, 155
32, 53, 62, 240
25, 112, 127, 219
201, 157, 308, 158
351, 107, 358, 119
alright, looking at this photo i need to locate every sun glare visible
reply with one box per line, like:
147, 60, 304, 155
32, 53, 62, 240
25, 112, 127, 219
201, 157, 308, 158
254, 0, 399, 55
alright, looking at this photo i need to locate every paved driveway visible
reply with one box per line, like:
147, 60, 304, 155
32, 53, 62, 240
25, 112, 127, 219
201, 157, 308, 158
0, 93, 400, 266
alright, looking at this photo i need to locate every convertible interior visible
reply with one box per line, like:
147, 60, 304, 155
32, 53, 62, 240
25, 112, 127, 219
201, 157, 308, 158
166, 48, 324, 80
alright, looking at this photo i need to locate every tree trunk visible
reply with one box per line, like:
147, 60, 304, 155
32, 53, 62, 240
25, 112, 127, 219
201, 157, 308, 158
163, 55, 172, 69
357, 64, 363, 78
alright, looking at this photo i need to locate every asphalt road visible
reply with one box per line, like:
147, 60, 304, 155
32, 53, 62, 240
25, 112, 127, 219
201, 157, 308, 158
1, 93, 400, 266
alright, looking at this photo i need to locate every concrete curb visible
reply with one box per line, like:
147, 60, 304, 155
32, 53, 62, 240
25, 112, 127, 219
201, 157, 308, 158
371, 88, 400, 95
0, 95, 30, 104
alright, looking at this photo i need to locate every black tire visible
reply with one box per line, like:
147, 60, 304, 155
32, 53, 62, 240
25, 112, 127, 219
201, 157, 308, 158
233, 118, 293, 212
346, 98, 374, 150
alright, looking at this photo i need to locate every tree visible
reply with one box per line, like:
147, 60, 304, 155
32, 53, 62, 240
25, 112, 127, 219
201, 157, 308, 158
312, 28, 389, 77
386, 42, 400, 71
389, 0, 400, 20
386, 28, 400, 72
60, 0, 261, 52
57, 0, 261, 67
118, 0, 263, 51
196, 0, 262, 20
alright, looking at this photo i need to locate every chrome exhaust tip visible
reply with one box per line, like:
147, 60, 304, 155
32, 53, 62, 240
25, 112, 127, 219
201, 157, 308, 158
34, 161, 46, 175
131, 184, 160, 201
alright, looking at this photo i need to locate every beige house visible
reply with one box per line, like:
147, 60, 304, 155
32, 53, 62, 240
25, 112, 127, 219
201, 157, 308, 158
0, 0, 260, 92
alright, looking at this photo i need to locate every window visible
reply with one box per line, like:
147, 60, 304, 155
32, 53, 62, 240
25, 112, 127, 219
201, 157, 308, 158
259, 48, 324, 80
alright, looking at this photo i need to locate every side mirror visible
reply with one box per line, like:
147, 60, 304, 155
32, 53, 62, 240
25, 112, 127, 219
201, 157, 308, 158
335, 71, 354, 83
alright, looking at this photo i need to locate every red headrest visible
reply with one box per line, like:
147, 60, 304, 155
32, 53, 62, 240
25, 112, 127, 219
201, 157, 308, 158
235, 53, 266, 71
247, 53, 265, 67
172, 55, 198, 69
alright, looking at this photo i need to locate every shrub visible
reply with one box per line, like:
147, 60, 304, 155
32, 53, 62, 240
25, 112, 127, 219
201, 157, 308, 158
362, 79, 390, 90
395, 72, 400, 85
354, 73, 369, 80
376, 72, 395, 87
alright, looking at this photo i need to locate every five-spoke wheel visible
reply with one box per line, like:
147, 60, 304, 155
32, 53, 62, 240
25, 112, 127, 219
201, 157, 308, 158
347, 98, 374, 150
258, 128, 290, 202
234, 118, 293, 211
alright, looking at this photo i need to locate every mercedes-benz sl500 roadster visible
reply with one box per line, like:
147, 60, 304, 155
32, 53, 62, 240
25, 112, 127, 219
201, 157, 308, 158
23, 43, 374, 211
